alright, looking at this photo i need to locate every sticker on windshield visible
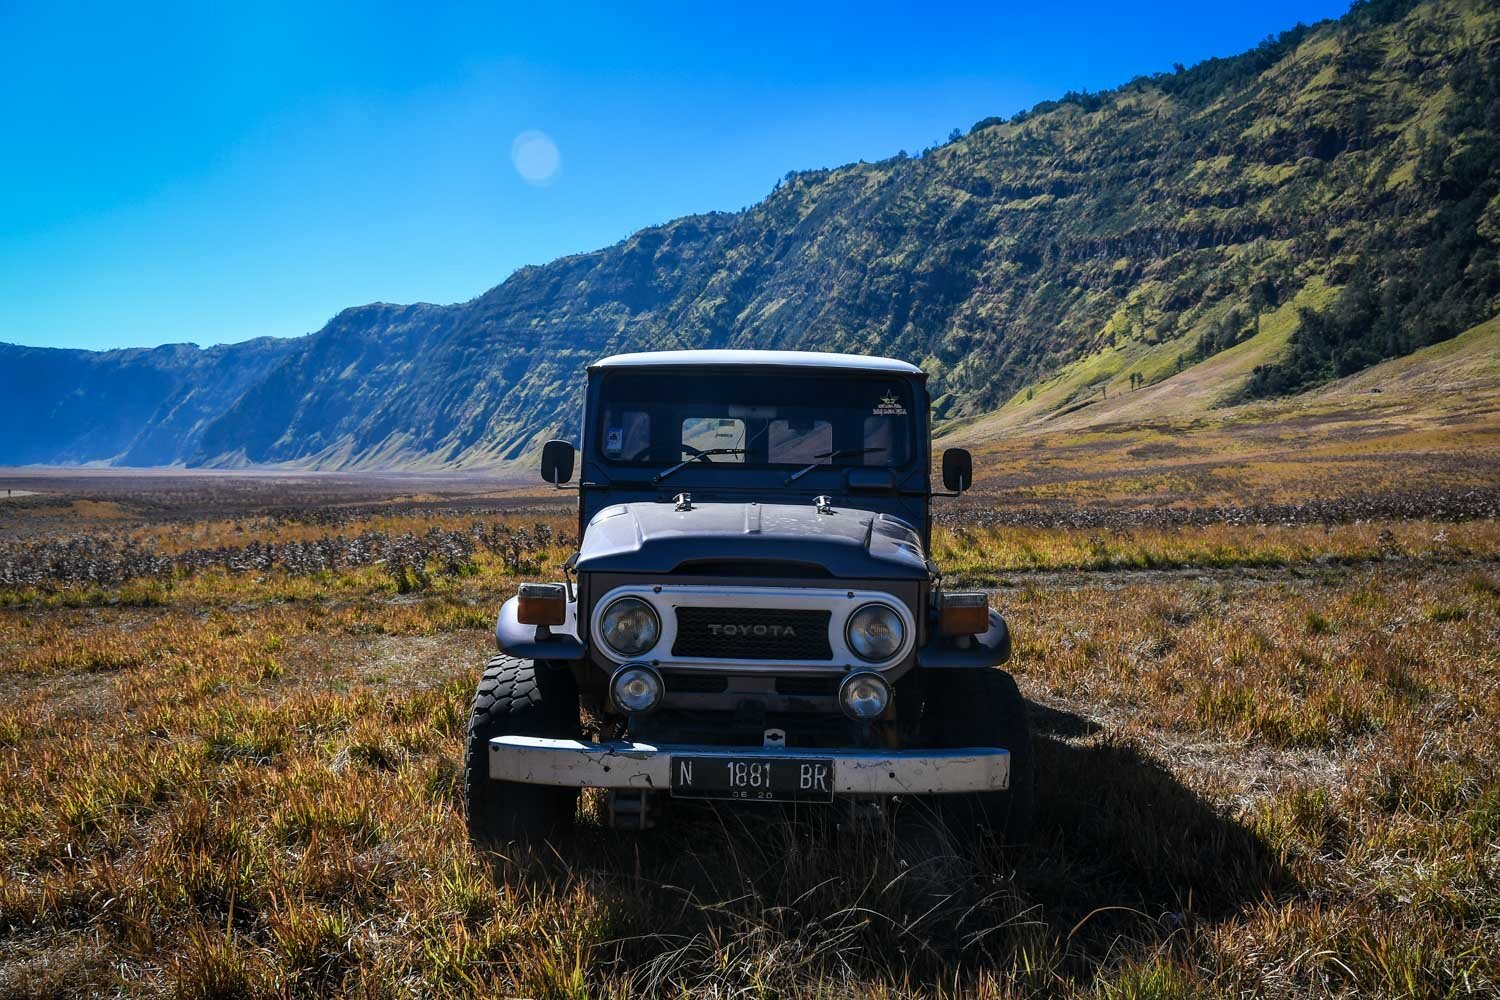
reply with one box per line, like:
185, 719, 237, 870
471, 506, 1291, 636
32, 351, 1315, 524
873, 393, 907, 416
604, 427, 624, 455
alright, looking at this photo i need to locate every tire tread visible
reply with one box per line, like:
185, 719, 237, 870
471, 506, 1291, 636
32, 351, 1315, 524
464, 655, 580, 849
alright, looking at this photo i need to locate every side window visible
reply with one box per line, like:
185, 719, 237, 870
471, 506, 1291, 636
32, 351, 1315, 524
681, 417, 746, 462
768, 419, 833, 464
603, 410, 651, 461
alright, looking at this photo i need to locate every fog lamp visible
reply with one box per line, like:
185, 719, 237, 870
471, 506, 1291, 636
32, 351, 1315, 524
838, 670, 891, 720
610, 663, 664, 714
516, 582, 567, 626
938, 592, 989, 636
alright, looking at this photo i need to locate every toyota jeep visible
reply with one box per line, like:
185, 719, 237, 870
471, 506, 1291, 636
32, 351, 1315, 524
465, 350, 1033, 846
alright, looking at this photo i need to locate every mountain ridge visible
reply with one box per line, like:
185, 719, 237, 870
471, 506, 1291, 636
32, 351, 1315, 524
4, 0, 1497, 470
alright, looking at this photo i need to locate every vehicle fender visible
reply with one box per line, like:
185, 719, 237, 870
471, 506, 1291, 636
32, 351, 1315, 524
494, 593, 586, 661
915, 609, 1011, 669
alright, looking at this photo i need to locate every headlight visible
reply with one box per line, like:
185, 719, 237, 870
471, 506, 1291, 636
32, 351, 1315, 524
610, 663, 664, 714
845, 603, 905, 661
599, 597, 660, 657
838, 670, 890, 720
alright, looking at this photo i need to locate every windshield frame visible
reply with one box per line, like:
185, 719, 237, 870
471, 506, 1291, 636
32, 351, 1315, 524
591, 368, 920, 475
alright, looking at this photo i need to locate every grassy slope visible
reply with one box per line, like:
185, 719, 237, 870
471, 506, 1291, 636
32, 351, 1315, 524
943, 312, 1500, 505
954, 276, 1340, 437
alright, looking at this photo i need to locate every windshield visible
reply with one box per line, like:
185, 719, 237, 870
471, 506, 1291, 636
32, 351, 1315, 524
596, 371, 916, 472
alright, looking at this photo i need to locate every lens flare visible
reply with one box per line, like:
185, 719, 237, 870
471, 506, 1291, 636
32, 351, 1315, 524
511, 130, 560, 185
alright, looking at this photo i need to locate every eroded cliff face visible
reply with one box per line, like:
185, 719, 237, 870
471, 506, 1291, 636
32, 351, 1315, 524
5, 0, 1496, 470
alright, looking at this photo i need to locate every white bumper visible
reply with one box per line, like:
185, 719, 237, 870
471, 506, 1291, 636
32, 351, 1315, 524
488, 736, 1010, 795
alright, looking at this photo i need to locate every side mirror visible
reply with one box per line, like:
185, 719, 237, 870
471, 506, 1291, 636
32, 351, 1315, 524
540, 439, 575, 486
941, 448, 972, 493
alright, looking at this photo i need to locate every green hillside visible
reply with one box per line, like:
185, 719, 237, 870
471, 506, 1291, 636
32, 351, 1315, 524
2, 0, 1497, 469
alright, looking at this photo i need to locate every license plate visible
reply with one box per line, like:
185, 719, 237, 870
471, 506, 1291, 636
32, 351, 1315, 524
669, 755, 835, 803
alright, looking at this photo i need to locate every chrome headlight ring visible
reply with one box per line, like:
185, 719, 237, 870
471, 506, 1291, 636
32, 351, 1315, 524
844, 602, 906, 662
598, 596, 661, 658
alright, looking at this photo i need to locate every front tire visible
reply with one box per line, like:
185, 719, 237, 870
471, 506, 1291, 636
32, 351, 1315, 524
464, 655, 582, 850
921, 667, 1036, 842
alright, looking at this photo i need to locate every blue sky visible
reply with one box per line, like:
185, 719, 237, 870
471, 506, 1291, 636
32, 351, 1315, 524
0, 1, 1351, 352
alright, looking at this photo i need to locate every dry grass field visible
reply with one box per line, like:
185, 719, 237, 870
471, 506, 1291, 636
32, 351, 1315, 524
0, 456, 1497, 997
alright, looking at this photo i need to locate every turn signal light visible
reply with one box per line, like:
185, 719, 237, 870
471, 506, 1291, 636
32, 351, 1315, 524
517, 582, 567, 625
938, 592, 988, 636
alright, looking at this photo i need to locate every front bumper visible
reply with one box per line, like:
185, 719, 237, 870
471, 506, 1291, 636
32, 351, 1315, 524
488, 736, 1010, 795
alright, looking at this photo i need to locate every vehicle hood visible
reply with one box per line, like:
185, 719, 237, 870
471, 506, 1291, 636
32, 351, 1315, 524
575, 501, 928, 579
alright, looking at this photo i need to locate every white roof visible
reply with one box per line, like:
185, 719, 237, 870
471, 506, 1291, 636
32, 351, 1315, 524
590, 349, 923, 374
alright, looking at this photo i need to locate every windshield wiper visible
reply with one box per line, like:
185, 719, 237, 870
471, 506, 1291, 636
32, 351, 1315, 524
654, 448, 746, 484
784, 447, 886, 485
655, 422, 776, 484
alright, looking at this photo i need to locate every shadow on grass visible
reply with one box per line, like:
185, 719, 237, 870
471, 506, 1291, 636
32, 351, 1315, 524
1030, 700, 1104, 740
487, 702, 1292, 994
1027, 721, 1293, 948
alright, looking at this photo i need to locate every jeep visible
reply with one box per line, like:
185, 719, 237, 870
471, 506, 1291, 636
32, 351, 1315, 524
465, 350, 1033, 846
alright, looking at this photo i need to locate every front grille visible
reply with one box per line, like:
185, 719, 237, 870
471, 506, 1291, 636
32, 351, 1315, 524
672, 607, 833, 660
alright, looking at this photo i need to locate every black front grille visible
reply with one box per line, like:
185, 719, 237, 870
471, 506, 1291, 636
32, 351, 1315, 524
672, 607, 833, 660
